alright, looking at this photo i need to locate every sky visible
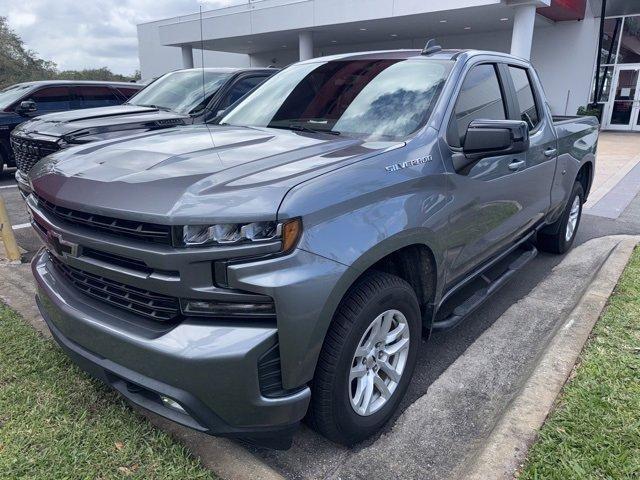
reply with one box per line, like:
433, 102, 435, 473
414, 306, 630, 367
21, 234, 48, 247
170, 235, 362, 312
0, 0, 236, 75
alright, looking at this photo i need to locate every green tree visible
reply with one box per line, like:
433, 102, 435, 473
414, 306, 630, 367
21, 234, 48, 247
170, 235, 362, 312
0, 16, 57, 88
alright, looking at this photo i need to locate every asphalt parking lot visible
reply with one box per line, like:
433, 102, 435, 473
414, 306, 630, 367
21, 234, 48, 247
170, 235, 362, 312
3, 141, 639, 479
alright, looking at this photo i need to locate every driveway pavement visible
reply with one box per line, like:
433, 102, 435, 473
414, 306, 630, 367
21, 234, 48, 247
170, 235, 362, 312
1, 131, 639, 479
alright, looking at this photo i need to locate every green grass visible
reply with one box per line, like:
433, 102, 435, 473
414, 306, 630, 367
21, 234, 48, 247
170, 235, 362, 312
520, 247, 640, 480
0, 305, 216, 480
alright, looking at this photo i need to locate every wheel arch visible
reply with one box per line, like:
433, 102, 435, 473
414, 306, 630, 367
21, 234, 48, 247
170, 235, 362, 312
576, 160, 594, 201
303, 233, 443, 385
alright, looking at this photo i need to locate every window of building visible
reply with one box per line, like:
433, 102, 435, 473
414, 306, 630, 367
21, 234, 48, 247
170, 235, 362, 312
29, 86, 72, 112
618, 16, 640, 64
447, 64, 506, 147
75, 86, 121, 108
591, 66, 614, 103
600, 18, 623, 65
508, 66, 540, 130
592, 14, 640, 109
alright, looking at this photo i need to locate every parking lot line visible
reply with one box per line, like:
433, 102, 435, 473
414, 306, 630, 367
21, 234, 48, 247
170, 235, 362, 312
0, 184, 17, 189
12, 222, 32, 230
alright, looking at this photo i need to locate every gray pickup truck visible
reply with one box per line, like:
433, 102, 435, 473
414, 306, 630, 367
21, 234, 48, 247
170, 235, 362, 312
27, 47, 598, 448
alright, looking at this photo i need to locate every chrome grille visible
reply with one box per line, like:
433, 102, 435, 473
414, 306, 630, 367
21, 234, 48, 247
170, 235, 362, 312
10, 135, 59, 173
49, 254, 180, 322
36, 195, 173, 245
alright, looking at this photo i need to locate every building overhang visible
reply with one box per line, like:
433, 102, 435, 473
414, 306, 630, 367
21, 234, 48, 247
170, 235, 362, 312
157, 0, 552, 54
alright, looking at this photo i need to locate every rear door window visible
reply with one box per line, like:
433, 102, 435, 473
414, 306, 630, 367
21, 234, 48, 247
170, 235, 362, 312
448, 64, 506, 147
508, 66, 540, 130
75, 86, 121, 108
29, 86, 72, 112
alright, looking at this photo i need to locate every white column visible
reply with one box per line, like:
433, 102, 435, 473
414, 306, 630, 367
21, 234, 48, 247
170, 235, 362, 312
510, 4, 537, 60
181, 46, 194, 69
298, 31, 314, 61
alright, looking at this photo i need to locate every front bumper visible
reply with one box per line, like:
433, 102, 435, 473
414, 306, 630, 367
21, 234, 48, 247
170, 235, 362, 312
33, 249, 311, 438
15, 169, 32, 197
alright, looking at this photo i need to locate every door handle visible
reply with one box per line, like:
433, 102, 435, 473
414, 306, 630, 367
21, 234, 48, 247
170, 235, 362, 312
508, 159, 526, 171
544, 148, 557, 158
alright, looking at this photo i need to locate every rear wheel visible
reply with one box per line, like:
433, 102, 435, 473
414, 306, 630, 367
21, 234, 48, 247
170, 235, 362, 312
309, 271, 421, 445
537, 181, 584, 254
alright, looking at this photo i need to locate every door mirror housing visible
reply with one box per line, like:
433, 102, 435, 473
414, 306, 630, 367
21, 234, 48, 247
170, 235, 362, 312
463, 119, 529, 159
16, 100, 37, 115
452, 119, 529, 172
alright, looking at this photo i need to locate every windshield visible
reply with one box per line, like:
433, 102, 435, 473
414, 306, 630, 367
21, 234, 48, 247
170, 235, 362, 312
221, 58, 453, 140
0, 84, 33, 110
129, 70, 232, 115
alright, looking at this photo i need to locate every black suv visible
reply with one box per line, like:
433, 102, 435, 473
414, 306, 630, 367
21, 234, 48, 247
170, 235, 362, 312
11, 68, 276, 194
0, 80, 142, 174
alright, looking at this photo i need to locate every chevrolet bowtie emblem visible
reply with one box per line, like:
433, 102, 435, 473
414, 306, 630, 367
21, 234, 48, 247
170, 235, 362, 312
47, 231, 79, 258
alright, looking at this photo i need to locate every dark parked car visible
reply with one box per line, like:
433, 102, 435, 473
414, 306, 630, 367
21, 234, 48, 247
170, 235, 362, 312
11, 68, 276, 194
28, 48, 597, 448
0, 80, 142, 174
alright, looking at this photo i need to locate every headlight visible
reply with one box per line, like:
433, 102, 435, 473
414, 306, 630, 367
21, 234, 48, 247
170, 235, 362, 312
181, 218, 301, 251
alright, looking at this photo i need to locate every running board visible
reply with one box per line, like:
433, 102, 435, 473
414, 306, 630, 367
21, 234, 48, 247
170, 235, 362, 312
432, 244, 538, 331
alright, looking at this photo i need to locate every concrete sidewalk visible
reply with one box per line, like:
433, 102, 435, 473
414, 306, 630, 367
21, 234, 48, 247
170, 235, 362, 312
1, 235, 637, 480
584, 132, 640, 218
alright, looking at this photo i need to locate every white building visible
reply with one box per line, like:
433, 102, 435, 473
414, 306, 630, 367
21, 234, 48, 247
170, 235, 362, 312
137, 0, 640, 131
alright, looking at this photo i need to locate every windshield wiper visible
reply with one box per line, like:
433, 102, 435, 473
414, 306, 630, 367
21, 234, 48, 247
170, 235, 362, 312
133, 103, 174, 112
271, 124, 341, 136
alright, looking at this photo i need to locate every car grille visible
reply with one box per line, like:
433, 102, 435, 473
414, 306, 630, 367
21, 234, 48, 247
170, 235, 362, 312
36, 195, 173, 245
10, 135, 60, 173
49, 254, 180, 322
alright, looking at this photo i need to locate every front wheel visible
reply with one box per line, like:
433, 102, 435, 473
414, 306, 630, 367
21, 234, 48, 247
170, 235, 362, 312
309, 271, 421, 446
537, 181, 584, 254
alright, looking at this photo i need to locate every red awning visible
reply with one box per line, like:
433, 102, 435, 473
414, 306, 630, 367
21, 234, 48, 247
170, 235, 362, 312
537, 0, 587, 22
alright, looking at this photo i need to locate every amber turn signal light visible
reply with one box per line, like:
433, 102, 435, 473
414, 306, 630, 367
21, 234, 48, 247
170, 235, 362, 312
281, 218, 302, 253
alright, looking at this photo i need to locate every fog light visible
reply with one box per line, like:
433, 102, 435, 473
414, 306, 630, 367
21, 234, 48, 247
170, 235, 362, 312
161, 395, 186, 414
181, 299, 275, 317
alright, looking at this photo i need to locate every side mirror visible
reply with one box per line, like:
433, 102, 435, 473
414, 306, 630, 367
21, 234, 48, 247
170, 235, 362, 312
453, 119, 529, 172
16, 100, 37, 115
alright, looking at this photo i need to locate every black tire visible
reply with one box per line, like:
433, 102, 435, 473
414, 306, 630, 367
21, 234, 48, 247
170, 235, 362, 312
309, 271, 421, 446
537, 181, 584, 254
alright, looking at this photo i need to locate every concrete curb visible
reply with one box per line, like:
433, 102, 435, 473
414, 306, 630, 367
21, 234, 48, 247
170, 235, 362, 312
0, 260, 285, 480
457, 235, 639, 480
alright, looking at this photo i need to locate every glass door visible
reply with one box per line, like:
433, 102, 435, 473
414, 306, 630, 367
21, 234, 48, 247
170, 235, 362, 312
606, 66, 640, 130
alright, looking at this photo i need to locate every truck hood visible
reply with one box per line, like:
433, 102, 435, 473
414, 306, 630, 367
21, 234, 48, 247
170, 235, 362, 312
30, 124, 402, 223
17, 104, 189, 139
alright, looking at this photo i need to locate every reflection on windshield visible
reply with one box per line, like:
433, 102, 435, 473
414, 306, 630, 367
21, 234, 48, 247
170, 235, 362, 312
129, 71, 231, 115
221, 58, 452, 140
0, 84, 32, 110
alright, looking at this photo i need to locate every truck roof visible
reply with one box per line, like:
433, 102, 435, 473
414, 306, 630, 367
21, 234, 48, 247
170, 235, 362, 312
296, 48, 529, 64
12, 80, 142, 88
176, 67, 278, 74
